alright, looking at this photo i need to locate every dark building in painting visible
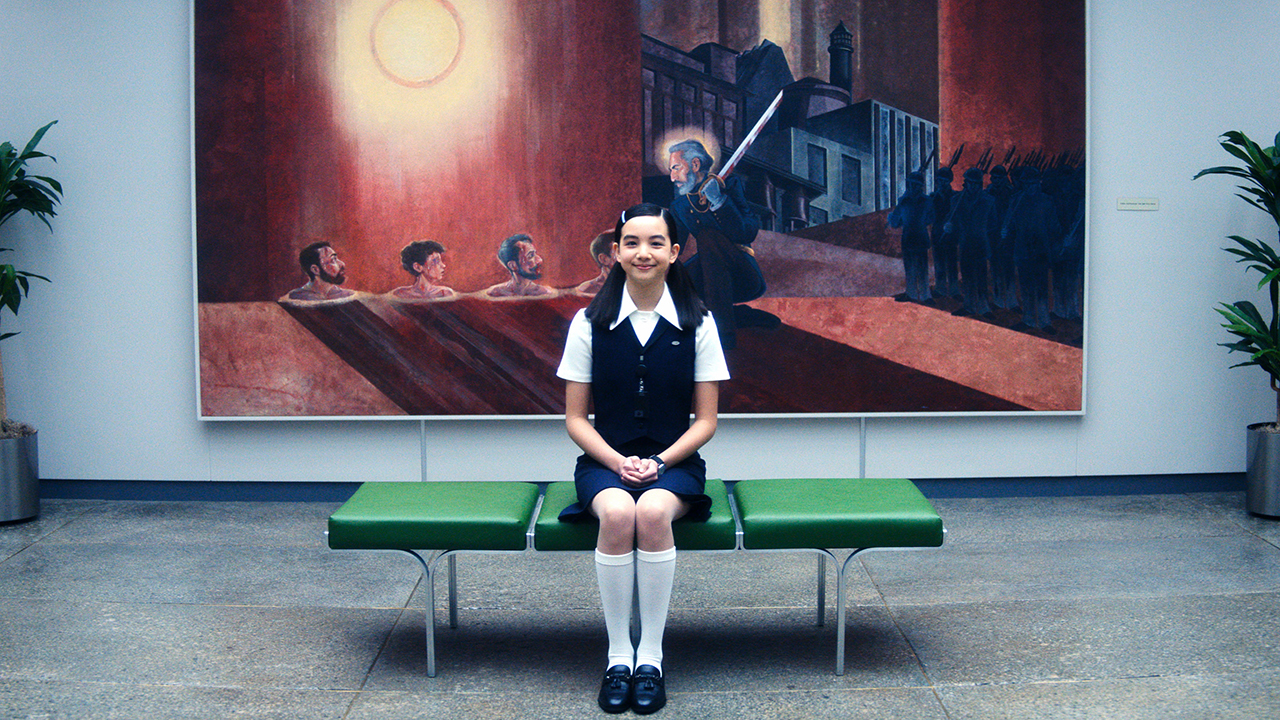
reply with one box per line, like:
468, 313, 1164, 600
757, 98, 939, 222
641, 36, 748, 178
641, 24, 937, 234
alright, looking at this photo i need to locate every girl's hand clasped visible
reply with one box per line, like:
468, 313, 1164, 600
618, 455, 659, 486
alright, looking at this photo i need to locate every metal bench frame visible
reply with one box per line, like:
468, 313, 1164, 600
332, 481, 943, 677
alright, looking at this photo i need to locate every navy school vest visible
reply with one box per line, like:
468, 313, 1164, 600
591, 316, 697, 449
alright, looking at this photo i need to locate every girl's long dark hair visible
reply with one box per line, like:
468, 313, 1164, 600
585, 203, 709, 331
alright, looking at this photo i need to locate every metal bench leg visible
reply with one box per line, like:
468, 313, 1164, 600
424, 550, 463, 677
398, 550, 438, 677
817, 556, 827, 626
836, 549, 866, 676
448, 554, 459, 628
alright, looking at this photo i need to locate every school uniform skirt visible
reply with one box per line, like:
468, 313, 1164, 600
558, 438, 713, 523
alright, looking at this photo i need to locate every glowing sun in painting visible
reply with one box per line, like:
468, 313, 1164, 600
370, 0, 465, 88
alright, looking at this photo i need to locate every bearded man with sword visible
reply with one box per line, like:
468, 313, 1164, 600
665, 92, 784, 351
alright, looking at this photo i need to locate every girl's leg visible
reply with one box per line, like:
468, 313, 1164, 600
632, 490, 689, 671
592, 489, 639, 671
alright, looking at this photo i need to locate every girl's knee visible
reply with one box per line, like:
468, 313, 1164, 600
593, 491, 637, 529
634, 492, 681, 535
633, 501, 673, 530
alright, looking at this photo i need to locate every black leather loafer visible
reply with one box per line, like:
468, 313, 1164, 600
631, 664, 666, 714
597, 665, 632, 713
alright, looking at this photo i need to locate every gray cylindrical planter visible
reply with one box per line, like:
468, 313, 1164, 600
0, 432, 38, 524
1247, 423, 1280, 518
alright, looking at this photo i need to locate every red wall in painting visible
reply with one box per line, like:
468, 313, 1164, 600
196, 0, 1084, 303
939, 0, 1086, 162
196, 0, 641, 302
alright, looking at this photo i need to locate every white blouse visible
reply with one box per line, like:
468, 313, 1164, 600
557, 286, 730, 384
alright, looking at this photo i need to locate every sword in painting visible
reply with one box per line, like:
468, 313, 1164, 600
719, 88, 785, 179
692, 88, 786, 209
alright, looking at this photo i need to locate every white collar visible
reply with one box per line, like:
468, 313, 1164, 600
611, 284, 682, 331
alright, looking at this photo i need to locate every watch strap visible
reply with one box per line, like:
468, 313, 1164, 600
648, 455, 666, 476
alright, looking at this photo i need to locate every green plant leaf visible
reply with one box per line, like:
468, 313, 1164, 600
1221, 142, 1259, 169
18, 121, 56, 160
0, 121, 62, 233
30, 175, 62, 194
1217, 302, 1273, 346
1202, 129, 1280, 385
1194, 165, 1254, 181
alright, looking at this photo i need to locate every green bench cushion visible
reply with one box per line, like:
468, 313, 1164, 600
328, 481, 539, 551
734, 478, 943, 550
534, 479, 737, 551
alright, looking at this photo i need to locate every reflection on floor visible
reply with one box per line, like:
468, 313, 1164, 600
2, 491, 1276, 718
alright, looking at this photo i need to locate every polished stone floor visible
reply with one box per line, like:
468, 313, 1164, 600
2, 491, 1279, 718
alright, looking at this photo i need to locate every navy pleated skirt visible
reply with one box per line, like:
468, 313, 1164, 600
558, 438, 713, 523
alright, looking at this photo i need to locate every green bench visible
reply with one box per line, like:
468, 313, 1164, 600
328, 477, 944, 677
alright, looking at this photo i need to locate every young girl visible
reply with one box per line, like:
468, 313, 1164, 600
557, 203, 729, 714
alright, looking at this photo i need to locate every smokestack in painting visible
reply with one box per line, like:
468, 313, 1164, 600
828, 21, 853, 94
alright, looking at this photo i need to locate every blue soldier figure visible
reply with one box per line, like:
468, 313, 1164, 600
1004, 166, 1062, 332
986, 165, 1017, 309
945, 167, 996, 317
888, 171, 934, 304
930, 166, 959, 299
1050, 165, 1085, 320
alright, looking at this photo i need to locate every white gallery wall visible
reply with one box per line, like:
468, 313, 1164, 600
1, 0, 1276, 485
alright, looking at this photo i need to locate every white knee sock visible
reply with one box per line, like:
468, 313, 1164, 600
595, 549, 635, 670
634, 547, 677, 672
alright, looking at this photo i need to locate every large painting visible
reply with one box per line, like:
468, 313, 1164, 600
194, 0, 1086, 418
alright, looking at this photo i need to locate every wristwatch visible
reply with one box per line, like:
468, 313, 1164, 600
648, 455, 666, 477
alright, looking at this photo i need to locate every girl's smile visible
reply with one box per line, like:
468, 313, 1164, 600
617, 215, 679, 285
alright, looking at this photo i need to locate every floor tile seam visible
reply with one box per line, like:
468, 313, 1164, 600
0, 596, 419, 612
901, 533, 1265, 553
937, 531, 1246, 547
343, 574, 423, 714
877, 587, 1280, 611
0, 547, 30, 564
341, 685, 943, 699
927, 667, 1275, 692
1159, 495, 1280, 548
885, 584, 1280, 604
0, 542, 42, 565
1250, 531, 1280, 551
853, 554, 944, 696
0, 512, 103, 549
440, 603, 840, 611
20, 540, 356, 550
874, 578, 943, 693
349, 604, 410, 707
8, 590, 1272, 612
929, 686, 957, 720
0, 675, 365, 695
877, 586, 1280, 607
660, 685, 943, 698
30, 502, 108, 541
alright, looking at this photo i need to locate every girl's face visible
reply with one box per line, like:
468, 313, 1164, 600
616, 215, 680, 285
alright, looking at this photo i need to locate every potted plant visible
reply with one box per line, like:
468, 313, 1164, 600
1194, 130, 1280, 516
0, 121, 59, 523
